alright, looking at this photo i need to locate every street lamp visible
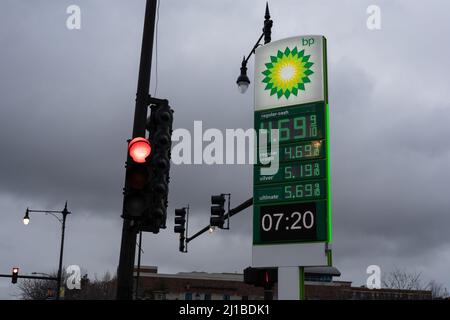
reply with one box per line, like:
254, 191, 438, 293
237, 57, 250, 94
236, 2, 273, 94
23, 208, 30, 225
22, 202, 71, 300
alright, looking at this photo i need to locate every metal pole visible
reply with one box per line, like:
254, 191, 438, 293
187, 198, 253, 243
56, 206, 67, 300
299, 267, 305, 300
0, 274, 58, 281
135, 231, 143, 300
117, 0, 157, 300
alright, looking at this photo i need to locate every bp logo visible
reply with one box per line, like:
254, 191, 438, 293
262, 47, 314, 99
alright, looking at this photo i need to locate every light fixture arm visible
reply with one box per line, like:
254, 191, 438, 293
26, 208, 70, 225
241, 2, 273, 67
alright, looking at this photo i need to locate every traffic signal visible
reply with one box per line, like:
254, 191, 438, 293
244, 267, 277, 288
140, 101, 174, 233
210, 194, 226, 228
11, 267, 19, 284
179, 235, 186, 253
122, 137, 152, 221
174, 207, 188, 253
174, 208, 187, 234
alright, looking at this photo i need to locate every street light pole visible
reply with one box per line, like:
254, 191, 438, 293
236, 3, 273, 93
23, 202, 71, 300
56, 203, 69, 300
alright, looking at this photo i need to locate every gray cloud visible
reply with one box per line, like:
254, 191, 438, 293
1, 0, 450, 298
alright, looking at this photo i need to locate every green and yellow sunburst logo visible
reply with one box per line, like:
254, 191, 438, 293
262, 47, 314, 99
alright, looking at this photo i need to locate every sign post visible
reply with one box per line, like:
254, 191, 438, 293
252, 35, 331, 300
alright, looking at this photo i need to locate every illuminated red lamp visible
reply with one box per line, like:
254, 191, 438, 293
128, 137, 151, 163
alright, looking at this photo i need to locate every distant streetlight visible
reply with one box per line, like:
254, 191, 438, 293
23, 208, 30, 225
22, 202, 71, 300
236, 2, 273, 94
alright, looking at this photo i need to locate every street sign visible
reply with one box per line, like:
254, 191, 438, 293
253, 35, 331, 267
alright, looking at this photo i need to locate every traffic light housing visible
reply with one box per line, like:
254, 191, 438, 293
140, 101, 174, 233
210, 194, 226, 228
244, 267, 277, 288
179, 235, 186, 253
174, 207, 188, 253
174, 208, 187, 234
122, 137, 152, 221
11, 267, 19, 284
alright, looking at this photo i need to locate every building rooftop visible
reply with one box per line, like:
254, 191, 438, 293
135, 266, 341, 282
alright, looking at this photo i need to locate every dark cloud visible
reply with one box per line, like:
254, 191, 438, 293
1, 0, 450, 298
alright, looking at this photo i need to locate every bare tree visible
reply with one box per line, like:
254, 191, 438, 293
17, 271, 59, 300
426, 280, 449, 299
382, 268, 424, 291
17, 270, 116, 300
383, 268, 448, 299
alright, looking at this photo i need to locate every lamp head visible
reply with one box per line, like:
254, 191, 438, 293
23, 208, 30, 225
236, 57, 250, 94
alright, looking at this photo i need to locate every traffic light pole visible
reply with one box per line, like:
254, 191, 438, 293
186, 198, 253, 244
117, 0, 157, 300
0, 274, 58, 281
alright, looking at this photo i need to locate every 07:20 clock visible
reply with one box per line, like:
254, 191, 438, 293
261, 211, 314, 232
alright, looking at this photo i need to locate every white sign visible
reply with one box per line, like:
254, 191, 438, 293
254, 35, 326, 111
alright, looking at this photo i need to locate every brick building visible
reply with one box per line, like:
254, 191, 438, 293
134, 266, 432, 300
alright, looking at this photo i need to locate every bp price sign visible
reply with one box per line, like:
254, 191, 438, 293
253, 35, 331, 266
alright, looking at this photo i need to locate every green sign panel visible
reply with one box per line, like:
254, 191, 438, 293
253, 101, 331, 245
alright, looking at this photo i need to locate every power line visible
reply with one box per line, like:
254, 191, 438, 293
153, 0, 160, 97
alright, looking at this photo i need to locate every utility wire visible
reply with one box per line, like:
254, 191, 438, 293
153, 0, 160, 97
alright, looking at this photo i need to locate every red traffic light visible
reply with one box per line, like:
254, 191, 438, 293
129, 137, 151, 163
12, 267, 19, 284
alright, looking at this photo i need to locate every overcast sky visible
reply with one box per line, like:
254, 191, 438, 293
1, 0, 450, 299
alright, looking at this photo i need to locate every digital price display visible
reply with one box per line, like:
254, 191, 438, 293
254, 202, 327, 243
282, 140, 324, 161
256, 103, 324, 145
255, 160, 326, 184
258, 140, 325, 165
254, 180, 326, 204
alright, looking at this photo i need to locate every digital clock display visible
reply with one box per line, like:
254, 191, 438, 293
255, 202, 327, 243
254, 180, 326, 204
255, 160, 325, 184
